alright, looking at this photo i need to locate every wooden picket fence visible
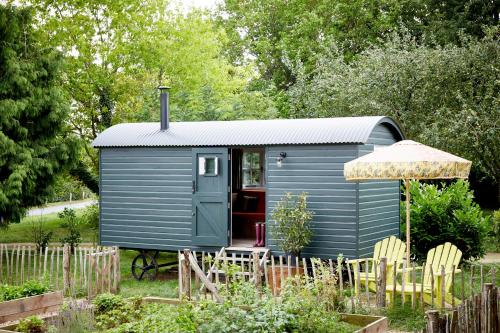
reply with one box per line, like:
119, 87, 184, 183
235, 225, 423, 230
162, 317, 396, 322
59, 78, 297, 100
0, 244, 120, 298
177, 250, 499, 312
177, 249, 349, 303
424, 278, 500, 333
423, 283, 499, 333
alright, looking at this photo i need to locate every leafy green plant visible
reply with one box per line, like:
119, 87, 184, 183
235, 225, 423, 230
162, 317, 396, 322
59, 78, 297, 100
58, 208, 81, 251
16, 315, 46, 333
270, 192, 314, 256
108, 265, 354, 333
489, 210, 500, 251
82, 204, 99, 245
93, 293, 143, 330
401, 180, 489, 261
0, 280, 50, 301
29, 217, 53, 251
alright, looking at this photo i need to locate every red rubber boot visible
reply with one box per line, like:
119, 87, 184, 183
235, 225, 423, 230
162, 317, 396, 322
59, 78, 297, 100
254, 222, 261, 247
258, 223, 266, 247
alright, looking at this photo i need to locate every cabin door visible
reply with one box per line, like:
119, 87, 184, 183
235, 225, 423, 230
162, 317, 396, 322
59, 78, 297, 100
192, 148, 230, 246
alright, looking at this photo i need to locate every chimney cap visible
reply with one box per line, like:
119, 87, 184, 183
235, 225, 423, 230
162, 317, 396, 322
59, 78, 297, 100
158, 86, 170, 91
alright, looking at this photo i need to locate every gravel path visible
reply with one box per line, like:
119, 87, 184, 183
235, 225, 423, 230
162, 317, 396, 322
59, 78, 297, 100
479, 253, 500, 264
27, 199, 96, 216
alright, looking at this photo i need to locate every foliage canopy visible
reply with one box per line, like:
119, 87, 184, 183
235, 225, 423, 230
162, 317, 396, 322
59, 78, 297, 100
288, 31, 500, 186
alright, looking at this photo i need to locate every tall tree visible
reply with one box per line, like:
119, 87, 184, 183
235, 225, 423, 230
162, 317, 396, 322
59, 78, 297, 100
219, 0, 402, 91
28, 0, 273, 177
0, 5, 78, 224
288, 31, 500, 202
400, 0, 499, 45
219, 0, 498, 97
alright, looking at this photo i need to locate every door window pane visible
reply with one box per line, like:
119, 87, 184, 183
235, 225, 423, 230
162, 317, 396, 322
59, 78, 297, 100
205, 158, 216, 175
199, 157, 218, 176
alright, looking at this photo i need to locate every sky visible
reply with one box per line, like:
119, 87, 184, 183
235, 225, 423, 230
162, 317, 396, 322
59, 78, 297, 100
178, 0, 220, 11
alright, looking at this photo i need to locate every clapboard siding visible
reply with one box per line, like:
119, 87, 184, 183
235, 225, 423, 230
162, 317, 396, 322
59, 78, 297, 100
266, 145, 359, 258
99, 147, 193, 250
357, 124, 401, 257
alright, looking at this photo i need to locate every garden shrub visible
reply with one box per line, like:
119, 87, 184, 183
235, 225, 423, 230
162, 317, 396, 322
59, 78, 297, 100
16, 315, 46, 333
0, 280, 50, 301
489, 210, 500, 251
58, 208, 81, 251
401, 180, 489, 261
82, 204, 99, 245
29, 217, 53, 251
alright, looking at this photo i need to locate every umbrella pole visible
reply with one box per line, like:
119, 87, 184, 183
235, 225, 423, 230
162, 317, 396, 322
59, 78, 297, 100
405, 179, 410, 264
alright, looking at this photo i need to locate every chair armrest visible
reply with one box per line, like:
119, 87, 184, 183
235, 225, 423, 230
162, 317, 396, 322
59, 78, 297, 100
433, 269, 462, 276
396, 266, 423, 272
347, 258, 374, 264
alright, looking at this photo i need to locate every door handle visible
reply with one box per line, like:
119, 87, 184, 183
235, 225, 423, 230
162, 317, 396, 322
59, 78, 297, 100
192, 180, 196, 193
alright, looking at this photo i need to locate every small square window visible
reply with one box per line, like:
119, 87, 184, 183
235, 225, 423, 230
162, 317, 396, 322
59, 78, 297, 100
199, 157, 218, 176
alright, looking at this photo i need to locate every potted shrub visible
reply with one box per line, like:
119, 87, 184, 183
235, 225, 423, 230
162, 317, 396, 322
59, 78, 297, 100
270, 192, 314, 259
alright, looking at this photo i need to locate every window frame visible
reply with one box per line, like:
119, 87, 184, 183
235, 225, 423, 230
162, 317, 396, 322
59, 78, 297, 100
241, 148, 265, 188
198, 156, 219, 177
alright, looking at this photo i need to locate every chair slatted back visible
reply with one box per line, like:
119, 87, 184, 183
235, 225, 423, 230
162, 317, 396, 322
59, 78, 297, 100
423, 242, 462, 289
370, 236, 406, 273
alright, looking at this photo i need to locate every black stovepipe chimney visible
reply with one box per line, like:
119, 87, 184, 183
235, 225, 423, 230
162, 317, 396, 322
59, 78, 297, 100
159, 86, 170, 131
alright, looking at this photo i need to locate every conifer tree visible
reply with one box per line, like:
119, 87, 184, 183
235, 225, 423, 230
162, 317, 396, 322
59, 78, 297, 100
0, 5, 78, 225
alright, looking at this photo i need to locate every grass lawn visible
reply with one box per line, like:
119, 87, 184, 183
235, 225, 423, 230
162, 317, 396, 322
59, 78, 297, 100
0, 211, 181, 299
0, 210, 95, 244
118, 249, 179, 299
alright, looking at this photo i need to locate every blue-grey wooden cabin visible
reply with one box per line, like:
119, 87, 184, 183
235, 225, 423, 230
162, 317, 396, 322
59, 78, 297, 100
92, 94, 404, 259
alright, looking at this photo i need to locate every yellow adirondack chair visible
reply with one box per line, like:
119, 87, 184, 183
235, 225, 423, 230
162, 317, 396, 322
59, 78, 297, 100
387, 242, 462, 306
349, 236, 406, 294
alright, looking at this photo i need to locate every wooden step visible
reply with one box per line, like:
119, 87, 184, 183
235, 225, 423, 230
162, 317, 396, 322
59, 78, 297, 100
225, 246, 269, 253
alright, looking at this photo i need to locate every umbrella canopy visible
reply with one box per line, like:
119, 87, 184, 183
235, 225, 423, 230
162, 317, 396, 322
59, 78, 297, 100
344, 140, 471, 181
344, 140, 472, 263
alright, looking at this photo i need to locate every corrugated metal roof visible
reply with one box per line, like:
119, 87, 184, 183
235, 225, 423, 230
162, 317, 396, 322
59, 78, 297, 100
91, 116, 402, 148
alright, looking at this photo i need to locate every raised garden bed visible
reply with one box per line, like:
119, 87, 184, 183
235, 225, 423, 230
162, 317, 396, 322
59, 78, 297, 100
341, 313, 388, 333
143, 297, 388, 333
0, 291, 63, 325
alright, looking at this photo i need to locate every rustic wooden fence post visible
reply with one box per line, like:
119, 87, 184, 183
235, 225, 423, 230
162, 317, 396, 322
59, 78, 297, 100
253, 252, 261, 292
87, 252, 93, 299
337, 257, 343, 298
113, 247, 120, 293
183, 249, 191, 300
20, 246, 25, 284
481, 283, 499, 333
376, 257, 387, 308
62, 244, 70, 295
426, 310, 440, 333
489, 284, 498, 333
450, 309, 458, 333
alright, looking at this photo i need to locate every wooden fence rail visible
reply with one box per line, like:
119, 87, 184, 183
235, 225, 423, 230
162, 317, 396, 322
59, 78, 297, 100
0, 243, 120, 299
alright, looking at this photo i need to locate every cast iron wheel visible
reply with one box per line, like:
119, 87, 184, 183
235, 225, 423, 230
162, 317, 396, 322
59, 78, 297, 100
131, 252, 159, 281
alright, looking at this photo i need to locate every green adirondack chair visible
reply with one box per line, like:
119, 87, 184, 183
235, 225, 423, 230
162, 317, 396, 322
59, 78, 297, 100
349, 236, 406, 295
387, 242, 462, 306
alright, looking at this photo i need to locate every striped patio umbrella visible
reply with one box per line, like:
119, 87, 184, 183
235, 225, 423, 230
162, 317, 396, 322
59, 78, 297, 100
344, 140, 472, 263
